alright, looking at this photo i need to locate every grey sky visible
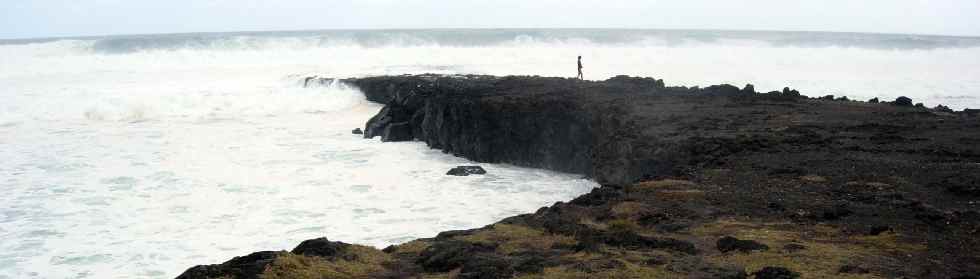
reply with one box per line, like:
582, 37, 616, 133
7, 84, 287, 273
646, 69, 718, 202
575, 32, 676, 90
2, 0, 979, 39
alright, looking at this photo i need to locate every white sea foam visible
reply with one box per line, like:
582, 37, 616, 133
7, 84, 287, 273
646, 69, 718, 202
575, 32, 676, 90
1, 30, 979, 279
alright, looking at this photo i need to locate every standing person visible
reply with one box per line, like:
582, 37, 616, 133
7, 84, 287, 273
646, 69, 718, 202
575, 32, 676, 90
577, 56, 584, 80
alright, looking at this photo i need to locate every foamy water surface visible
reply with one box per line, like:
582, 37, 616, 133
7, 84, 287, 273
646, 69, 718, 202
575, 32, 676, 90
1, 29, 979, 278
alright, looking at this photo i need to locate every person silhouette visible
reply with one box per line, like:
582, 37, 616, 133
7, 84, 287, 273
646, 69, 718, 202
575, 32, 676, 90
577, 56, 584, 80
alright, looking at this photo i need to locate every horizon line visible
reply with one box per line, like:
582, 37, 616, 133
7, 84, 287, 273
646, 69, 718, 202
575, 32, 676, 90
3, 27, 980, 41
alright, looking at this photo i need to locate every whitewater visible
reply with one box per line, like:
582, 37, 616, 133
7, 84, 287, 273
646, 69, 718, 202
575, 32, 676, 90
1, 29, 979, 279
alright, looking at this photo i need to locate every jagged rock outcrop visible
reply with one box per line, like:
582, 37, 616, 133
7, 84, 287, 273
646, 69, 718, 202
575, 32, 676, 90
339, 75, 783, 185
338, 75, 977, 187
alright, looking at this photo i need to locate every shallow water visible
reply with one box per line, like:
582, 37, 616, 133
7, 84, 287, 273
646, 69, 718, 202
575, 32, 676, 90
1, 29, 979, 278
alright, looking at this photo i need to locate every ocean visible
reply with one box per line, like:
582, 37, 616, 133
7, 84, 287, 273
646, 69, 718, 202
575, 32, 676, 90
1, 29, 978, 278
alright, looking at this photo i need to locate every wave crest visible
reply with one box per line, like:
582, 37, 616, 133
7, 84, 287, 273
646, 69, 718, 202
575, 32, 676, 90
4, 29, 980, 55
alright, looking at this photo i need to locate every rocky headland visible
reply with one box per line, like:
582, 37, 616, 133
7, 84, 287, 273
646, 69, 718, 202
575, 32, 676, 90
179, 75, 980, 278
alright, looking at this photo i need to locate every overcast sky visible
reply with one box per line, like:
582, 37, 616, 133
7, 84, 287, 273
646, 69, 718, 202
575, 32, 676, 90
2, 0, 979, 39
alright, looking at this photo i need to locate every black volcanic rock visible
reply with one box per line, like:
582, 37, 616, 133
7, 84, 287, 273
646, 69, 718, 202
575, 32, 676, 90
352, 128, 363, 134
935, 105, 954, 113
417, 241, 496, 272
291, 238, 351, 259
447, 166, 487, 176
382, 121, 414, 142
342, 75, 822, 185
600, 231, 699, 254
176, 251, 281, 279
893, 96, 913, 106
180, 74, 980, 278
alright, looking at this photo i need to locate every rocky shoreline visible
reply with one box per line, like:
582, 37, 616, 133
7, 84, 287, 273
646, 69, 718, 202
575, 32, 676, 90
179, 75, 980, 278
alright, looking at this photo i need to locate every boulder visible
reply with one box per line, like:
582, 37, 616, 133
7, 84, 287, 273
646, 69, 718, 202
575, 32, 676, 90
176, 251, 282, 279
893, 96, 913, 107
717, 236, 769, 253
742, 84, 756, 94
868, 97, 879, 103
447, 166, 487, 176
352, 128, 363, 134
291, 238, 352, 260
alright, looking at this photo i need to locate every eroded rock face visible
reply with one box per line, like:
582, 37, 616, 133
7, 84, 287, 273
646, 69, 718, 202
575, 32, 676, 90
382, 121, 414, 142
344, 75, 792, 185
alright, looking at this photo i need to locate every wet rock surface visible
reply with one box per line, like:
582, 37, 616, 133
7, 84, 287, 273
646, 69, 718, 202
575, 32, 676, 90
180, 74, 980, 278
446, 166, 487, 176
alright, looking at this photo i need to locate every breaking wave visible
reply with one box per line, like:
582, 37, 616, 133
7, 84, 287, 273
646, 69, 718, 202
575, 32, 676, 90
4, 29, 980, 55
